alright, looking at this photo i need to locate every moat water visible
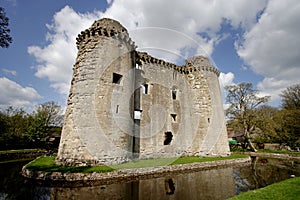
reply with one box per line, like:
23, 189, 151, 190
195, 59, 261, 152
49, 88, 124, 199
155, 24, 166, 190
1, 157, 300, 200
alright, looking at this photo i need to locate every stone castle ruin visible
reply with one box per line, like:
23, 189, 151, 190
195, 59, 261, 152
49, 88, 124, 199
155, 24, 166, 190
56, 18, 230, 166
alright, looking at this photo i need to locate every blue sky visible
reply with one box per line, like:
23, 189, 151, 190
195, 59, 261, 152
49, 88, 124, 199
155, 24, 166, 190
1, 0, 300, 111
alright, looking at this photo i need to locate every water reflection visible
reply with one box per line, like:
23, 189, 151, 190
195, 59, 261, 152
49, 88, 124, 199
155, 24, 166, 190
1, 157, 300, 200
45, 167, 235, 200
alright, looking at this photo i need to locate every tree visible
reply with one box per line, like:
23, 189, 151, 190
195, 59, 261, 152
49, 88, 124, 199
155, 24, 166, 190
252, 105, 290, 145
280, 84, 300, 110
225, 83, 270, 152
0, 7, 12, 48
279, 84, 300, 148
0, 107, 28, 149
25, 101, 63, 144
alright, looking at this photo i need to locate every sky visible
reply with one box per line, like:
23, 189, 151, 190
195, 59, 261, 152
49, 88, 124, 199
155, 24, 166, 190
0, 0, 300, 112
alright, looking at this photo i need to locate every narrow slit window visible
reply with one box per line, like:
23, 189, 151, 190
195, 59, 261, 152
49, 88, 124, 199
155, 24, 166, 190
116, 105, 119, 113
172, 90, 177, 100
171, 114, 177, 122
112, 73, 122, 84
208, 118, 210, 123
141, 84, 148, 94
164, 132, 173, 145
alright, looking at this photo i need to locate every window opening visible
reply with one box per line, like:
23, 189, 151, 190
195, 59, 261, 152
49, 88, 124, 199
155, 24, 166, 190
116, 105, 119, 113
208, 118, 210, 123
112, 73, 122, 84
134, 110, 142, 120
172, 90, 177, 100
171, 114, 177, 122
164, 132, 173, 145
141, 84, 148, 94
135, 63, 142, 70
173, 71, 177, 80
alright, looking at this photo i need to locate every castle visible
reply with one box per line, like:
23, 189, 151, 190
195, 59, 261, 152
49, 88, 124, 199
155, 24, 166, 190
56, 18, 230, 166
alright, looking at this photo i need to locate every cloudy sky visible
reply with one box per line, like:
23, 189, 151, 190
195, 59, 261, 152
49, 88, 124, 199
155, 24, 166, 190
1, 0, 299, 111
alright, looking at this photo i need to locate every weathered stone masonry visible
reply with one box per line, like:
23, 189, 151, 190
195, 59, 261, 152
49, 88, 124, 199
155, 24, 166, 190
56, 18, 230, 166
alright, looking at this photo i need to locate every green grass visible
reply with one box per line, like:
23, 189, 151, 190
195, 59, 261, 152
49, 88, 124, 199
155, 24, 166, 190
257, 149, 300, 156
25, 156, 113, 173
228, 177, 300, 200
171, 154, 248, 165
25, 154, 248, 173
0, 149, 46, 154
230, 148, 300, 156
0, 158, 34, 164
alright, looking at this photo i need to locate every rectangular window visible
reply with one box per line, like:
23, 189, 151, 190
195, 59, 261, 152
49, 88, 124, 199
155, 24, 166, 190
142, 84, 148, 94
112, 73, 122, 84
134, 110, 142, 120
172, 90, 177, 100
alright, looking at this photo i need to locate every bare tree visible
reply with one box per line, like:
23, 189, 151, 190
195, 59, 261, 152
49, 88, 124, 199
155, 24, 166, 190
225, 83, 270, 152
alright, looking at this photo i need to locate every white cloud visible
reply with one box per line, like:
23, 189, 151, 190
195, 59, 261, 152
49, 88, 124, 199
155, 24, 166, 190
0, 77, 42, 110
2, 69, 17, 76
219, 72, 235, 89
28, 6, 102, 94
104, 0, 267, 60
219, 72, 235, 110
236, 0, 300, 103
28, 1, 267, 98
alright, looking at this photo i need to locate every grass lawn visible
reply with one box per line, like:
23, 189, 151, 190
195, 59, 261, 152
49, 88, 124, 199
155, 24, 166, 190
257, 149, 300, 156
0, 149, 46, 154
229, 177, 300, 200
25, 154, 248, 173
230, 148, 300, 156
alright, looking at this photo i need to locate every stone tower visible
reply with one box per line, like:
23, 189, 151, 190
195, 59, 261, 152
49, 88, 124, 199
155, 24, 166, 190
56, 18, 230, 166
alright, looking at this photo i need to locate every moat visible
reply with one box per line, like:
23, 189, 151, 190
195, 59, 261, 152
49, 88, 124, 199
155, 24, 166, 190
1, 156, 300, 199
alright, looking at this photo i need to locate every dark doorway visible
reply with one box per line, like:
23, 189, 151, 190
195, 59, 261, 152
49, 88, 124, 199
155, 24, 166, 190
164, 132, 173, 145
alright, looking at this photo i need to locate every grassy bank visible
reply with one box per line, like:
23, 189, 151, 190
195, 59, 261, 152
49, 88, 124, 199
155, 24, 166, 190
229, 177, 300, 200
230, 148, 300, 156
0, 149, 46, 154
0, 149, 47, 164
25, 154, 248, 173
257, 149, 300, 156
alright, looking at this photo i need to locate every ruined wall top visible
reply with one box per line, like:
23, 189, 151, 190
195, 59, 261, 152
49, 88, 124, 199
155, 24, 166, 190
137, 52, 220, 77
76, 18, 133, 47
90, 18, 128, 34
75, 17, 220, 76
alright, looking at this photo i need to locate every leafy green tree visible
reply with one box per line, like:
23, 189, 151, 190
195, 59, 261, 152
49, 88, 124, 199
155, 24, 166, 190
280, 84, 300, 148
225, 82, 270, 152
280, 84, 300, 110
252, 105, 292, 145
0, 107, 28, 149
25, 101, 63, 145
0, 7, 12, 48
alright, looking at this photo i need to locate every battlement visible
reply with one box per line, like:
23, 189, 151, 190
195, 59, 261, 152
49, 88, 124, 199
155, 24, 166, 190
137, 52, 220, 76
76, 18, 136, 49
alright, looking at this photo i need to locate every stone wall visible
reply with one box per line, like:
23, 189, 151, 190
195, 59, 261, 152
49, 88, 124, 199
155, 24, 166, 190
56, 18, 230, 166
